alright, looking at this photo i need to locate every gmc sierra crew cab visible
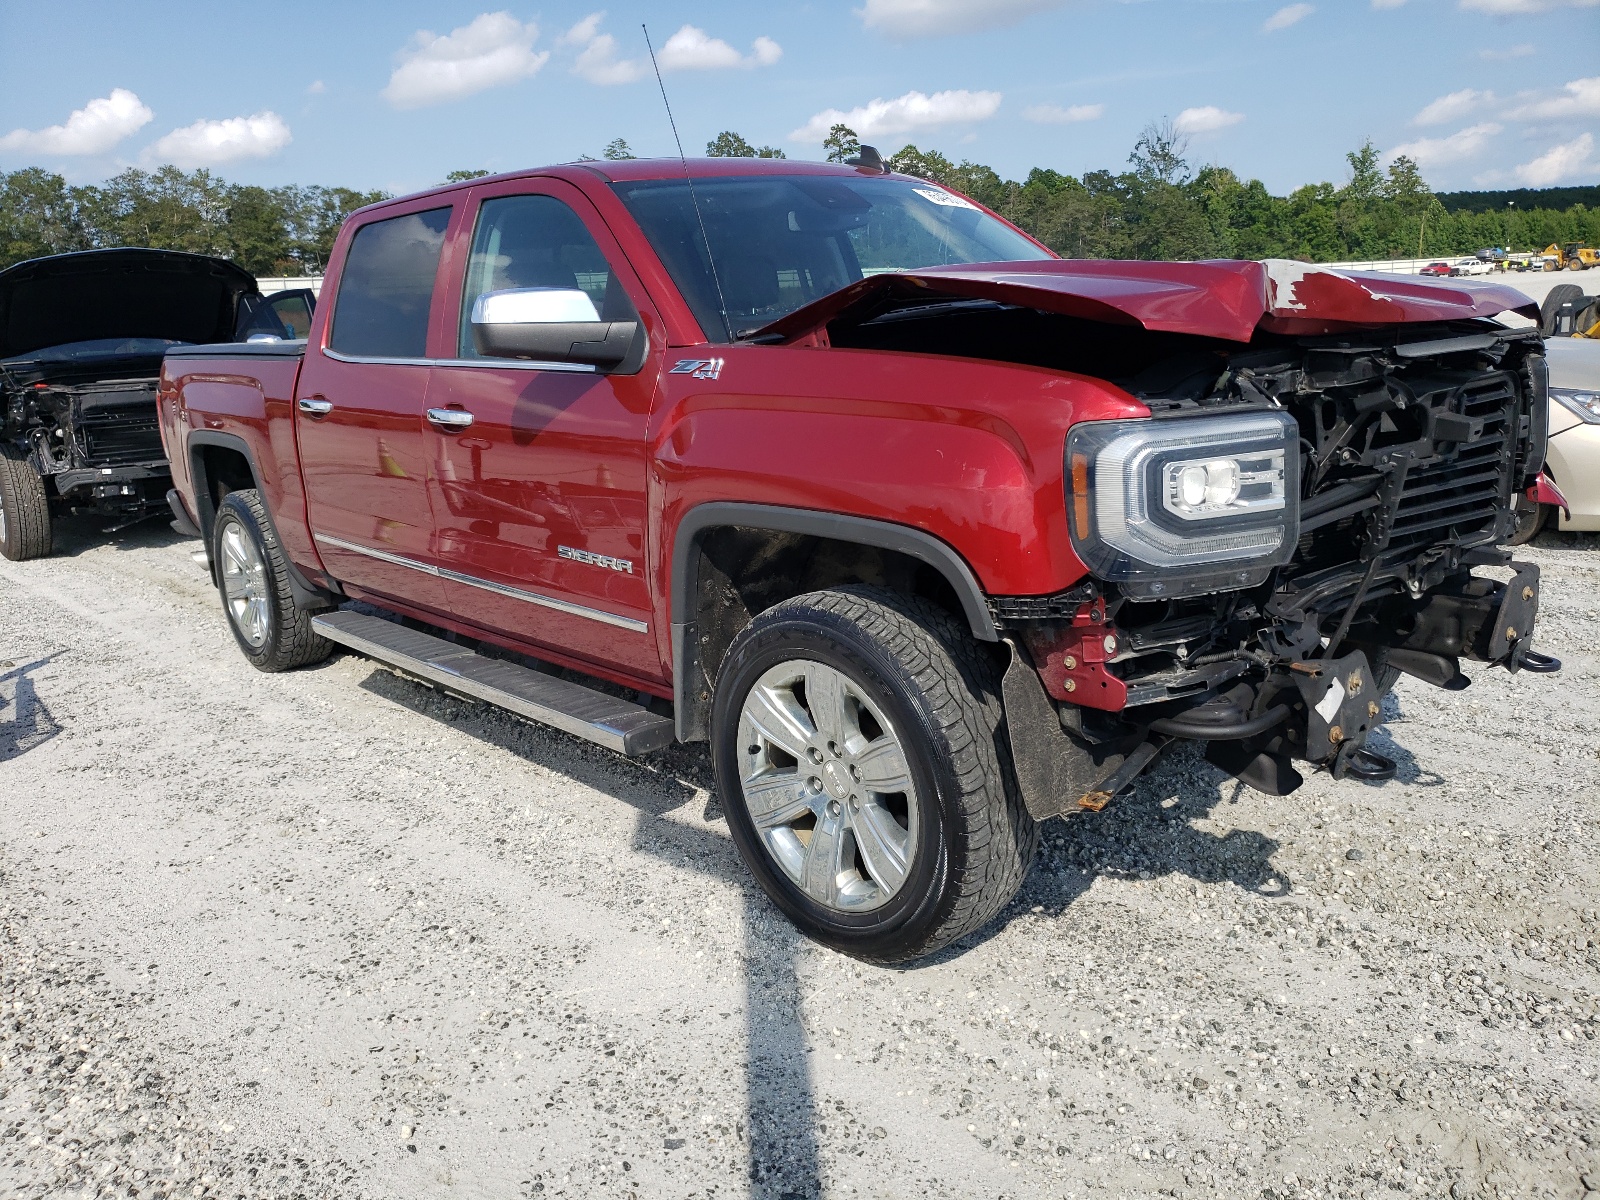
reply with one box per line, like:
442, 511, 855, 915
0, 247, 310, 560
160, 157, 1559, 962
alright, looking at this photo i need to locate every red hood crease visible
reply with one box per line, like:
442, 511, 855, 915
759, 258, 1541, 345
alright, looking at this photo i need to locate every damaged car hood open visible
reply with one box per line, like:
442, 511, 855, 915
757, 258, 1541, 345
0, 248, 258, 361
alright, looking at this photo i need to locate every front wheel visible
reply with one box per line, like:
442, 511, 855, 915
712, 586, 1037, 963
213, 489, 332, 671
0, 443, 53, 561
1509, 493, 1548, 546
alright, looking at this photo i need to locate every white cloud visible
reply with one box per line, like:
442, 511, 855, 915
1480, 43, 1535, 58
658, 25, 782, 70
1263, 3, 1314, 30
1371, 0, 1406, 8
791, 89, 1003, 142
572, 31, 647, 85
1413, 88, 1494, 126
306, 80, 326, 95
1022, 103, 1105, 124
0, 89, 152, 156
563, 14, 778, 84
855, 0, 1064, 39
1504, 75, 1600, 121
1387, 121, 1501, 167
1515, 131, 1596, 184
382, 12, 549, 109
1173, 106, 1245, 135
145, 112, 291, 168
1459, 0, 1598, 12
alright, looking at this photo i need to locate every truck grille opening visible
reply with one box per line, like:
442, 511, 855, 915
1386, 374, 1515, 556
67, 381, 164, 467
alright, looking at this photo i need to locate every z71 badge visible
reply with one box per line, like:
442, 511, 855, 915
558, 545, 635, 574
670, 357, 725, 381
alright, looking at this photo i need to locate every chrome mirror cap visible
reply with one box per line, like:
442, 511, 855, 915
471, 287, 600, 326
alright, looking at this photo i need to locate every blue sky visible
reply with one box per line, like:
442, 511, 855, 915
1, 0, 1596, 197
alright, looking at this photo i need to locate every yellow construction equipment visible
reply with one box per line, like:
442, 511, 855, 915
1544, 242, 1600, 271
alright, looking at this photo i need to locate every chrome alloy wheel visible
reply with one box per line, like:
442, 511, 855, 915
736, 661, 918, 913
219, 520, 270, 648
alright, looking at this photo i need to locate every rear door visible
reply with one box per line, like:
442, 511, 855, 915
296, 202, 452, 610
424, 180, 662, 681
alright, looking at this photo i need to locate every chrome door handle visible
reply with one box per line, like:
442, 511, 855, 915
298, 397, 333, 416
427, 408, 475, 431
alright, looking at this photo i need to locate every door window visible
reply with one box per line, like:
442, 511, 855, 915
329, 207, 451, 358
458, 195, 634, 359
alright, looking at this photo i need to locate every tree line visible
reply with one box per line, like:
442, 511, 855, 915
3, 123, 1596, 277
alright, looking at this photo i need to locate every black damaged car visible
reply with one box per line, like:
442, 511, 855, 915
0, 248, 312, 560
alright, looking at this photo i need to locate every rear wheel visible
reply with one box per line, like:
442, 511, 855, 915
213, 489, 332, 671
0, 443, 53, 561
713, 586, 1037, 963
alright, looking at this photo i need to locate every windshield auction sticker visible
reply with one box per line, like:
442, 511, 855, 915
911, 186, 978, 210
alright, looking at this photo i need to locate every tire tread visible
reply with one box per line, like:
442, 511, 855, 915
0, 443, 53, 561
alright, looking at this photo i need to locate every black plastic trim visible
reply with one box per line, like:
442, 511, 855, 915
669, 501, 997, 743
165, 488, 201, 538
185, 430, 340, 606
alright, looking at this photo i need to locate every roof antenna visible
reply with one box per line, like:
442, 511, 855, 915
643, 24, 733, 342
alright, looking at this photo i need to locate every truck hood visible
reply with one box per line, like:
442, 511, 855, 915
0, 248, 258, 361
757, 258, 1541, 345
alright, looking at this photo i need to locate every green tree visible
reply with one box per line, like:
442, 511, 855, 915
823, 124, 860, 164
0, 168, 90, 265
444, 169, 491, 182
706, 131, 756, 157
602, 139, 635, 161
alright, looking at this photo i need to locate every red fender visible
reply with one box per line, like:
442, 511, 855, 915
1528, 473, 1569, 510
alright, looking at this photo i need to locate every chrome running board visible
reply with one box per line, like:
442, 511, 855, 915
312, 610, 673, 756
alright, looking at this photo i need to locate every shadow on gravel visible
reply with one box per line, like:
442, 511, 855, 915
357, 666, 828, 1198
917, 741, 1296, 964
0, 653, 66, 762
46, 514, 189, 559
354, 663, 1313, 1196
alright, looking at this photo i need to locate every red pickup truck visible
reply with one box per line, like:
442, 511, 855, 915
160, 158, 1558, 962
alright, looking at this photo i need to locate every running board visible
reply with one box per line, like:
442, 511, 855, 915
312, 610, 674, 756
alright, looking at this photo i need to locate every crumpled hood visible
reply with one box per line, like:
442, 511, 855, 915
758, 258, 1541, 345
0, 248, 258, 360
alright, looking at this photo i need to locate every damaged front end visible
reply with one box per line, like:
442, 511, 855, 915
999, 322, 1559, 817
0, 248, 260, 528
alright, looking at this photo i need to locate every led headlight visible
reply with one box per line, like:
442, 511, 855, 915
1067, 411, 1300, 599
1552, 387, 1600, 424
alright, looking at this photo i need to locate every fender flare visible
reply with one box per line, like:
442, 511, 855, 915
186, 430, 340, 608
669, 501, 997, 742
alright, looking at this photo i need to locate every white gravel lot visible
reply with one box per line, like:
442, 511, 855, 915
2, 510, 1597, 1200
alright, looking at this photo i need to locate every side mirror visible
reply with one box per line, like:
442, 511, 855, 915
470, 287, 641, 370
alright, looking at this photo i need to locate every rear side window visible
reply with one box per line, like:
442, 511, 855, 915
329, 208, 451, 358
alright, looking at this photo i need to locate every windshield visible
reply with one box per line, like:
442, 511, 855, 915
2, 337, 188, 365
613, 174, 1053, 341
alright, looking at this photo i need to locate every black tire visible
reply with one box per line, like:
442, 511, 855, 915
1540, 283, 1586, 334
212, 489, 332, 671
1508, 493, 1547, 546
712, 585, 1037, 963
0, 443, 53, 561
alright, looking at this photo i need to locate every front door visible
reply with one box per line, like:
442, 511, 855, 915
425, 183, 661, 681
297, 204, 452, 610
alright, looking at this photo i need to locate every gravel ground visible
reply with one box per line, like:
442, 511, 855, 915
1, 516, 1597, 1200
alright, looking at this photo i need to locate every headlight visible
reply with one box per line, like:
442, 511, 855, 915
1552, 387, 1600, 424
1067, 411, 1300, 599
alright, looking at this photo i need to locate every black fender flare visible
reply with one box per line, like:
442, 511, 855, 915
669, 501, 997, 742
186, 430, 340, 608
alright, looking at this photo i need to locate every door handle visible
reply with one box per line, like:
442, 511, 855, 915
298, 396, 333, 416
427, 408, 475, 431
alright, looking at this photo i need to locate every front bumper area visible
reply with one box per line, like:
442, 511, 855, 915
1002, 561, 1560, 821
